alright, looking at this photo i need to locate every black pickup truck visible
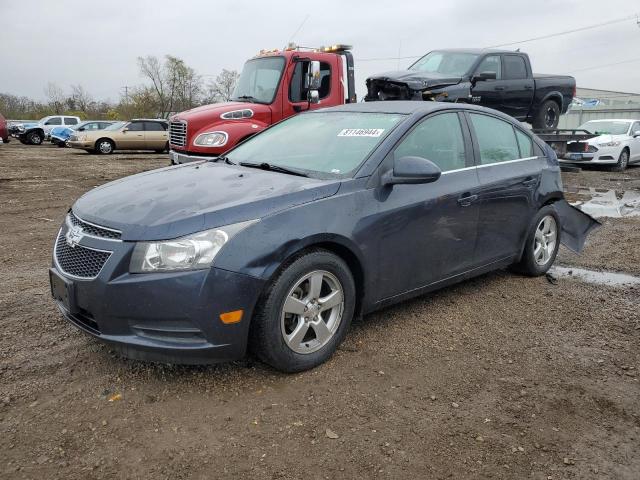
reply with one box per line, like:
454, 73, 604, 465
365, 49, 576, 129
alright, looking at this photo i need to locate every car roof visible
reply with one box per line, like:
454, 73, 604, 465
131, 118, 168, 122
317, 100, 516, 118
430, 48, 519, 55
583, 118, 636, 122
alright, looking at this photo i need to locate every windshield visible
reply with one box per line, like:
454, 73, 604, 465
580, 121, 631, 136
231, 56, 285, 104
104, 121, 125, 131
226, 112, 406, 178
409, 51, 479, 76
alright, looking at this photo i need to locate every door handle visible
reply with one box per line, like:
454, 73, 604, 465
521, 178, 537, 187
457, 194, 478, 207
524, 85, 533, 90
494, 86, 506, 91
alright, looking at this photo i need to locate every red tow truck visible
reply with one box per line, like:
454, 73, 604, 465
169, 44, 356, 164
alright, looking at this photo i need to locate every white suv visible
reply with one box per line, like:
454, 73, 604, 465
19, 115, 81, 145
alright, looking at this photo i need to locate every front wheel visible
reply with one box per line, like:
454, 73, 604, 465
512, 206, 560, 276
95, 139, 114, 154
612, 149, 629, 172
532, 100, 560, 130
251, 250, 356, 372
26, 131, 44, 145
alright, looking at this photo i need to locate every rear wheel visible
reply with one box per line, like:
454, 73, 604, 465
612, 149, 629, 172
95, 138, 114, 154
26, 131, 43, 145
512, 206, 560, 276
251, 250, 355, 372
532, 100, 560, 130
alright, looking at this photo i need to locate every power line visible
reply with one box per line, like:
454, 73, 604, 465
355, 13, 639, 62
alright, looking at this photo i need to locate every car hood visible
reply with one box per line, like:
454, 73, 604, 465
171, 101, 272, 128
73, 161, 341, 241
367, 70, 463, 90
587, 134, 628, 146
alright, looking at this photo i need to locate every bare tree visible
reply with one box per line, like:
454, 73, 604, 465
69, 85, 94, 112
206, 69, 239, 103
44, 82, 66, 114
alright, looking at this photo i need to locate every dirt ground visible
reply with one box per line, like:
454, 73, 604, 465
0, 141, 639, 480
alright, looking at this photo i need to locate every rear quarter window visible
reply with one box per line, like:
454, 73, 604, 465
515, 129, 533, 157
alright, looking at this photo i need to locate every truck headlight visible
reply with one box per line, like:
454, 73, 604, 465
597, 140, 621, 147
129, 220, 257, 273
194, 131, 228, 147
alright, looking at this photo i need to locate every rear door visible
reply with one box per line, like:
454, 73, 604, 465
144, 121, 168, 149
467, 112, 542, 265
500, 55, 535, 120
629, 121, 640, 162
374, 111, 481, 299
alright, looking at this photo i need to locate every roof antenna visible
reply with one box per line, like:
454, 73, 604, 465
515, 47, 520, 52
285, 14, 310, 49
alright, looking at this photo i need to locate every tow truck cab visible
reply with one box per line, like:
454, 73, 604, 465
169, 44, 356, 164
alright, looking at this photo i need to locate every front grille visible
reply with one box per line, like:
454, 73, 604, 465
69, 211, 121, 240
55, 231, 112, 279
169, 121, 187, 147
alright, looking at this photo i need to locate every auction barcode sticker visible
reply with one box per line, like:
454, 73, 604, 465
338, 128, 385, 137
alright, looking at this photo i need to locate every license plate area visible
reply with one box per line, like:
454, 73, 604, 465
49, 268, 76, 313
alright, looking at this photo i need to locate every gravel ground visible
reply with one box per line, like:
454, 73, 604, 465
0, 141, 639, 480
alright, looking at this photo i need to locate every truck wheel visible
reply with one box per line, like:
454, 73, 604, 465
95, 139, 114, 154
250, 250, 356, 373
511, 206, 560, 276
612, 149, 629, 172
26, 131, 43, 145
532, 100, 560, 130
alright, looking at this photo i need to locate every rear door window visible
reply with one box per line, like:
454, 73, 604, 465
515, 129, 533, 157
144, 122, 166, 131
469, 113, 520, 163
393, 112, 466, 172
64, 117, 79, 125
503, 56, 527, 80
126, 122, 144, 131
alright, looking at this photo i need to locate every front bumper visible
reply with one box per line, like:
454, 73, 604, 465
169, 150, 217, 165
560, 147, 618, 164
68, 140, 94, 149
49, 226, 265, 364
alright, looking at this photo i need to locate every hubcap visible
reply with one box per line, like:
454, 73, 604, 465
533, 215, 557, 266
545, 107, 557, 128
280, 270, 344, 354
99, 141, 112, 153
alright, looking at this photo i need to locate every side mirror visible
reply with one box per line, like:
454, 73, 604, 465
123, 128, 129, 133
307, 60, 321, 90
382, 156, 442, 186
78, 127, 85, 131
308, 90, 320, 104
634, 130, 640, 138
472, 71, 497, 83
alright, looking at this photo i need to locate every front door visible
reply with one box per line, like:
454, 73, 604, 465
466, 112, 541, 265
469, 54, 504, 111
119, 121, 145, 148
629, 121, 640, 162
374, 112, 480, 300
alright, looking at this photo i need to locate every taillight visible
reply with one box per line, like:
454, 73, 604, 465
572, 85, 576, 98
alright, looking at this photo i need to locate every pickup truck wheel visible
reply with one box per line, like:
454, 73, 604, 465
511, 206, 560, 276
612, 149, 629, 172
533, 100, 560, 130
95, 139, 114, 154
26, 131, 43, 145
250, 250, 355, 373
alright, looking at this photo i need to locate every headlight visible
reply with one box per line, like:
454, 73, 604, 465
129, 220, 257, 273
194, 131, 228, 147
597, 140, 621, 147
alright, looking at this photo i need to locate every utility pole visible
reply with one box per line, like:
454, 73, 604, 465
121, 86, 131, 103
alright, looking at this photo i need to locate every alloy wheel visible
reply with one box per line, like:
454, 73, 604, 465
544, 107, 557, 129
280, 270, 344, 354
533, 215, 557, 266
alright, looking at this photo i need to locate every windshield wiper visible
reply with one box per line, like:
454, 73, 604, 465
234, 95, 256, 103
239, 162, 309, 178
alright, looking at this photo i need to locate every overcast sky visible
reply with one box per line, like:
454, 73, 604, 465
2, 0, 639, 102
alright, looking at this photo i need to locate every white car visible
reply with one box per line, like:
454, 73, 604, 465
18, 115, 81, 145
560, 119, 640, 171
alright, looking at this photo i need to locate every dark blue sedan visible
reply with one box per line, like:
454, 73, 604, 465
49, 102, 597, 372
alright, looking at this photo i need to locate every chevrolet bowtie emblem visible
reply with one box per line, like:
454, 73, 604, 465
65, 225, 84, 248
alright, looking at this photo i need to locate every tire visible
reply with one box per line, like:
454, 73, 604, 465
250, 249, 356, 373
57, 141, 66, 148
532, 100, 561, 130
612, 149, 629, 172
95, 138, 114, 154
512, 205, 560, 276
26, 131, 44, 145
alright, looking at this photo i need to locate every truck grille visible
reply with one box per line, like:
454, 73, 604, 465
169, 121, 187, 147
69, 211, 121, 240
55, 231, 112, 279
